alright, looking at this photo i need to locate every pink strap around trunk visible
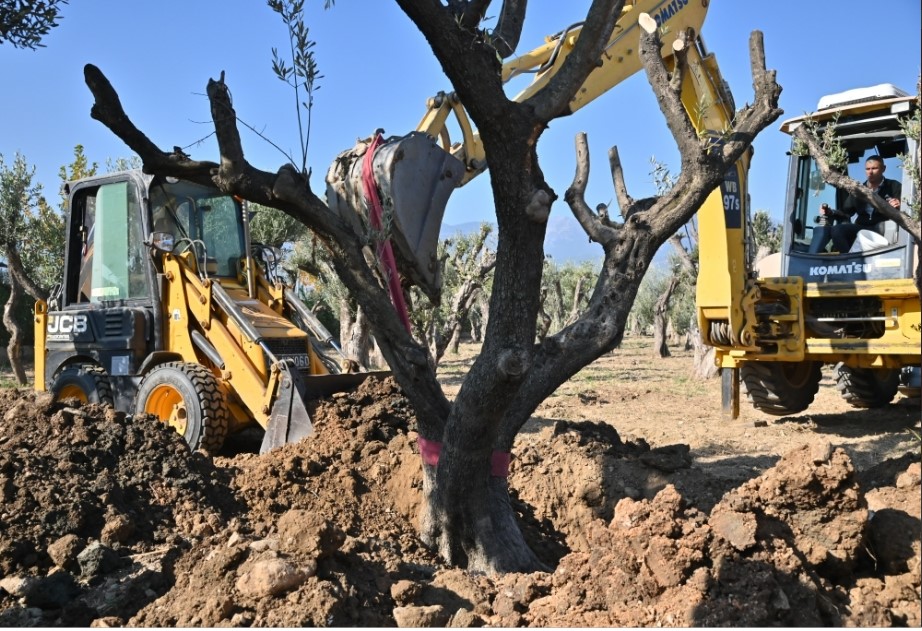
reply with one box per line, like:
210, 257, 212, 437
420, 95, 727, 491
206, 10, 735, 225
417, 437, 511, 477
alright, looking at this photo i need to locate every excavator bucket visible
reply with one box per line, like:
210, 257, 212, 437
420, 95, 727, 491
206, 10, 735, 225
326, 132, 465, 302
261, 362, 315, 453
259, 362, 390, 453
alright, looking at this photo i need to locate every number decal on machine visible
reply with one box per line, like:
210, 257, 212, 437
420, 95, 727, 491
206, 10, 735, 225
281, 354, 311, 369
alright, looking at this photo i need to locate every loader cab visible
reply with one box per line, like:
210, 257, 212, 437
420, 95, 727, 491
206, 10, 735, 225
61, 172, 248, 308
778, 85, 917, 283
147, 177, 247, 278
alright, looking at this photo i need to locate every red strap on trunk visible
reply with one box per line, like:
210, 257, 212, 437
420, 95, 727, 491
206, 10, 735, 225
361, 133, 412, 333
418, 436, 442, 466
417, 437, 511, 477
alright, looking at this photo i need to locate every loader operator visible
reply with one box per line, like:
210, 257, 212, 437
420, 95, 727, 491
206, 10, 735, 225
814, 155, 901, 253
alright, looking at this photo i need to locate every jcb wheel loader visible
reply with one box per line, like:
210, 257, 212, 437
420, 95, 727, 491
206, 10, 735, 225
34, 170, 382, 453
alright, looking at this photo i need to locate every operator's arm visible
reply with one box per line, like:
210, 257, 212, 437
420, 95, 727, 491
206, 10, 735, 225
818, 202, 849, 223
884, 179, 902, 210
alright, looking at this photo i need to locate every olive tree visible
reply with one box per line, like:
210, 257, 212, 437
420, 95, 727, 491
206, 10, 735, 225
0, 0, 68, 49
84, 0, 781, 572
413, 224, 496, 368
0, 146, 96, 382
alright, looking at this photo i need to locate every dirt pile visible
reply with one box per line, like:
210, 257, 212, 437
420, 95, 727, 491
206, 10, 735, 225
0, 378, 918, 626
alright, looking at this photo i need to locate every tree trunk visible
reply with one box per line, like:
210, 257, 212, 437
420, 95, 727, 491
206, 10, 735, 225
690, 322, 718, 379
564, 276, 586, 327
652, 275, 679, 357
447, 326, 462, 355
340, 299, 371, 368
2, 273, 28, 385
419, 454, 546, 573
477, 292, 490, 339
431, 282, 487, 366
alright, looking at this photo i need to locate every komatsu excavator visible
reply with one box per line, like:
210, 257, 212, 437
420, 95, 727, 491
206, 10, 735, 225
742, 85, 920, 415
326, 0, 919, 417
34, 171, 378, 453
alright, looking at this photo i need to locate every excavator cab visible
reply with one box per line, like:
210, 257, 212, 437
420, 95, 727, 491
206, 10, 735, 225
778, 84, 917, 281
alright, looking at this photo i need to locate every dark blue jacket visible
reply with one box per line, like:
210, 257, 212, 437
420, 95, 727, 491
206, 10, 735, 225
841, 177, 902, 227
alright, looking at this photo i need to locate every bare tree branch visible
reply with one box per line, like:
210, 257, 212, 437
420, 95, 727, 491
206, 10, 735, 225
491, 0, 527, 58
565, 132, 618, 246
669, 233, 696, 275
5, 247, 47, 301
526, 0, 625, 122
637, 21, 699, 168
84, 65, 217, 183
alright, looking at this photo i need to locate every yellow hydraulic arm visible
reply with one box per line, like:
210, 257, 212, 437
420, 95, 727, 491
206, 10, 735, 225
415, 0, 709, 185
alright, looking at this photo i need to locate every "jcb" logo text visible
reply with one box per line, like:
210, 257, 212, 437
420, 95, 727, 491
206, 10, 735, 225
47, 314, 88, 335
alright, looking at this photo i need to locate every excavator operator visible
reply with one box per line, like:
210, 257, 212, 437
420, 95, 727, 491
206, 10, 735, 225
812, 155, 902, 253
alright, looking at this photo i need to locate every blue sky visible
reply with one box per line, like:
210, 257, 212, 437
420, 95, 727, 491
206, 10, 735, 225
2, 1, 920, 252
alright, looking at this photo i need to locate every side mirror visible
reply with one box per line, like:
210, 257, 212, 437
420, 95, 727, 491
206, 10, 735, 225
150, 231, 175, 252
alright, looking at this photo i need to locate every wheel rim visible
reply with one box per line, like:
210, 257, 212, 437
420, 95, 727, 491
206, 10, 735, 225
144, 384, 188, 434
57, 384, 88, 403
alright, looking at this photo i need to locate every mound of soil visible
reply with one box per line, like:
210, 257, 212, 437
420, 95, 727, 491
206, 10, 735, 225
0, 377, 918, 626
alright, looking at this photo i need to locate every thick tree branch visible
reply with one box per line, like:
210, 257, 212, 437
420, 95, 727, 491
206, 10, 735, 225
609, 146, 633, 215
4, 245, 47, 301
715, 31, 783, 167
526, 0, 624, 122
637, 20, 699, 167
491, 0, 527, 58
669, 233, 696, 275
84, 64, 217, 183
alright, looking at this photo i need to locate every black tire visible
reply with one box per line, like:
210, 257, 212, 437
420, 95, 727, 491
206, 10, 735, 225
135, 362, 229, 453
835, 363, 899, 409
51, 364, 114, 406
741, 361, 822, 416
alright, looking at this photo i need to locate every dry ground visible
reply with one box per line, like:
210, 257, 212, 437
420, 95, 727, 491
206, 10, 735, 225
0, 337, 919, 626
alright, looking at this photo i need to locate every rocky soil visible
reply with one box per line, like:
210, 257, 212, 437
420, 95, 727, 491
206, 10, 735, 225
0, 357, 919, 626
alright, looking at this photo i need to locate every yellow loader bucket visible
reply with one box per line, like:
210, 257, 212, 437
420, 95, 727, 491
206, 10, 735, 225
259, 364, 390, 453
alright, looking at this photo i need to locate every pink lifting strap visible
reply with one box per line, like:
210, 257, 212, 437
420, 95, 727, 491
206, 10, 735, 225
417, 437, 511, 477
361, 132, 412, 333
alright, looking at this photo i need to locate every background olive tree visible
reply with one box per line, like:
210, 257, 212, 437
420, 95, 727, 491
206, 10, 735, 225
0, 0, 68, 49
